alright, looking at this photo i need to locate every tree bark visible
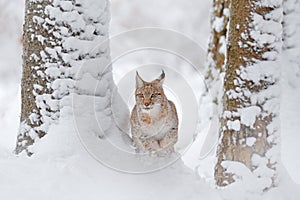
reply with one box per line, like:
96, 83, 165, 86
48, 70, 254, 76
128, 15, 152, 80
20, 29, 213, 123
199, 0, 231, 159
215, 0, 282, 191
16, 0, 113, 155
16, 0, 60, 155
205, 0, 230, 105
206, 0, 230, 79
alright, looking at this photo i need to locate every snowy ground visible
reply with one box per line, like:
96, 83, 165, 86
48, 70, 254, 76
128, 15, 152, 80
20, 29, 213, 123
0, 0, 300, 199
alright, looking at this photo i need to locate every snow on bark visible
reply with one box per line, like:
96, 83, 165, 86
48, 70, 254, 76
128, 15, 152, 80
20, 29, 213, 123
206, 0, 230, 77
215, 0, 283, 192
205, 0, 230, 100
16, 0, 122, 155
199, 0, 230, 159
16, 0, 61, 155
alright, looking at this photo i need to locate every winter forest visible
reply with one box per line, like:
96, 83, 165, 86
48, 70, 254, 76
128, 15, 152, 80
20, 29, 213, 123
1, 0, 300, 199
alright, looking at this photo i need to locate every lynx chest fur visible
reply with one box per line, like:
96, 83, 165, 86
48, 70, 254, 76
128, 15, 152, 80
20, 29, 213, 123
130, 71, 178, 153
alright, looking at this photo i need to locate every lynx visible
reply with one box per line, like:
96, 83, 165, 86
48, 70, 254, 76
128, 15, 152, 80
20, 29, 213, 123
130, 70, 178, 154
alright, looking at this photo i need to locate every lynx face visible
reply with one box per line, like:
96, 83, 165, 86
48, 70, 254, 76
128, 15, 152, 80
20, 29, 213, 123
135, 71, 165, 111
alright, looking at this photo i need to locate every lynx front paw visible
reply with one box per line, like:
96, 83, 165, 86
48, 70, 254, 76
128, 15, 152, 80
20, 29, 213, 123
158, 138, 172, 149
142, 138, 160, 152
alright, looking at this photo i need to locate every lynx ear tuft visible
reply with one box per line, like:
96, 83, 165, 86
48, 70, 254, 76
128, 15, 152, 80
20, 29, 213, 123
136, 71, 144, 88
157, 70, 165, 87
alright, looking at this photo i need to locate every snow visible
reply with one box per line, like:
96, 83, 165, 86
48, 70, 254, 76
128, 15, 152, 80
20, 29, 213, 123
246, 137, 256, 146
218, 35, 226, 55
222, 161, 273, 192
0, 0, 300, 200
227, 120, 241, 131
280, 0, 300, 184
239, 106, 261, 128
259, 0, 283, 7
213, 16, 225, 33
239, 61, 280, 85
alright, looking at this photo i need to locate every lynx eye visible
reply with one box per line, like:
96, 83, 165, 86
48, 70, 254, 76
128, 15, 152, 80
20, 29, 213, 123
137, 93, 143, 98
151, 94, 155, 98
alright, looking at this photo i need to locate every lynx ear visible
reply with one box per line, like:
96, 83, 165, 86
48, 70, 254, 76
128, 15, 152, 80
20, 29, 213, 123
136, 71, 144, 88
156, 70, 165, 87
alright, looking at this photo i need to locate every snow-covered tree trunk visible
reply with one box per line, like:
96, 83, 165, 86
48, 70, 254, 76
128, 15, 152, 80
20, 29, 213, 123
215, 0, 283, 191
206, 0, 230, 84
16, 0, 115, 155
198, 0, 230, 158
205, 0, 230, 105
16, 0, 60, 155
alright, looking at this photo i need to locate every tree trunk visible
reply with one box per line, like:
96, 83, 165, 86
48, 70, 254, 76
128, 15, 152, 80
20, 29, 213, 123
16, 0, 60, 155
206, 0, 230, 80
215, 0, 282, 191
205, 0, 230, 104
16, 0, 113, 155
199, 0, 231, 158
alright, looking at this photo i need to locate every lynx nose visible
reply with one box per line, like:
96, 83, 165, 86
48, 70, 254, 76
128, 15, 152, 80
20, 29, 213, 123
144, 102, 150, 106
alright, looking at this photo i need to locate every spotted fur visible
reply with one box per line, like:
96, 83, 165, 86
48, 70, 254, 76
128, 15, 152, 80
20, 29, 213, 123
130, 71, 178, 154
